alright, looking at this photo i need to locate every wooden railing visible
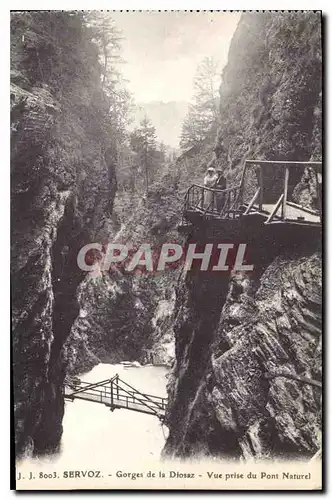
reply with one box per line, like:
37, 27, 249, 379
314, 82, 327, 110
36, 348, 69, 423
184, 183, 242, 219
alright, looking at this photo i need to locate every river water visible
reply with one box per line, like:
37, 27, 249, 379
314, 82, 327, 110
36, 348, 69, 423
19, 363, 169, 471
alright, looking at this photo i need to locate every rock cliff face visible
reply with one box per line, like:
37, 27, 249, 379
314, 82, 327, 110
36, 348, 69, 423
11, 12, 117, 456
211, 11, 322, 210
164, 12, 322, 460
164, 246, 321, 459
215, 11, 322, 168
65, 186, 181, 373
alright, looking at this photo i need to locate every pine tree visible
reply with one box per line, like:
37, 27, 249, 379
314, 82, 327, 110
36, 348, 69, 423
84, 11, 133, 144
180, 56, 220, 151
130, 116, 157, 193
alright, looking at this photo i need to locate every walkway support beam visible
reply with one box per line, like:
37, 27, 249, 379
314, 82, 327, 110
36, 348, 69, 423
259, 166, 263, 210
245, 160, 322, 168
282, 166, 289, 220
266, 194, 284, 224
244, 187, 261, 215
315, 169, 322, 223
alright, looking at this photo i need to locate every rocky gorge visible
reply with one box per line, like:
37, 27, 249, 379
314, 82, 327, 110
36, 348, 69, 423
11, 10, 322, 462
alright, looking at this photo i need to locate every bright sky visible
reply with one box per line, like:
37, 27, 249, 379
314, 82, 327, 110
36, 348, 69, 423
110, 11, 240, 103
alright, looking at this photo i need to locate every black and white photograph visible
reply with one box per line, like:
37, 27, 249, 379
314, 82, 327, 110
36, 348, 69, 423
11, 9, 322, 490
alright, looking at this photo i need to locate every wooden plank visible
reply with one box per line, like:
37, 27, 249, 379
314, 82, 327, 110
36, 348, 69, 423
286, 201, 319, 216
200, 187, 204, 210
259, 166, 263, 210
229, 187, 241, 213
284, 204, 320, 223
189, 183, 241, 193
238, 162, 247, 206
245, 160, 322, 169
220, 191, 229, 217
266, 194, 284, 224
315, 170, 322, 222
68, 377, 113, 395
244, 187, 261, 215
282, 166, 289, 220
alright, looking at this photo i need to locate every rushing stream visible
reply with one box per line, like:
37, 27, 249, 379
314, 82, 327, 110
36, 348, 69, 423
19, 363, 169, 472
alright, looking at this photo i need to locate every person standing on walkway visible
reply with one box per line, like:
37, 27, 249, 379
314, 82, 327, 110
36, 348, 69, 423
203, 167, 218, 210
215, 169, 227, 213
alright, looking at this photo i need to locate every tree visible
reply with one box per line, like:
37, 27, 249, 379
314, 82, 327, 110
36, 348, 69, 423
180, 56, 220, 151
130, 116, 157, 193
84, 12, 133, 144
159, 141, 167, 162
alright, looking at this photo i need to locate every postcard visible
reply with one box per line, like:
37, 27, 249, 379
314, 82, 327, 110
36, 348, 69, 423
11, 9, 322, 491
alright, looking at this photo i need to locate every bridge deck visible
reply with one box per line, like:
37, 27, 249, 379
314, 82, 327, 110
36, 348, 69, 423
64, 375, 167, 419
248, 202, 320, 224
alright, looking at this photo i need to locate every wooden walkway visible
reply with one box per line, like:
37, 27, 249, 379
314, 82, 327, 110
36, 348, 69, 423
181, 160, 322, 229
64, 374, 167, 420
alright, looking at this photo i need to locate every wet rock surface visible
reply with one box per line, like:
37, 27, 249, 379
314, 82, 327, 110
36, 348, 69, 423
11, 13, 117, 456
164, 251, 321, 460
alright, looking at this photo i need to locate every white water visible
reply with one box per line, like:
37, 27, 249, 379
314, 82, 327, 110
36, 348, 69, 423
19, 363, 169, 470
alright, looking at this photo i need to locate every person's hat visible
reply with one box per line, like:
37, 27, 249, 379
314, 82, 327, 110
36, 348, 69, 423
207, 167, 215, 172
